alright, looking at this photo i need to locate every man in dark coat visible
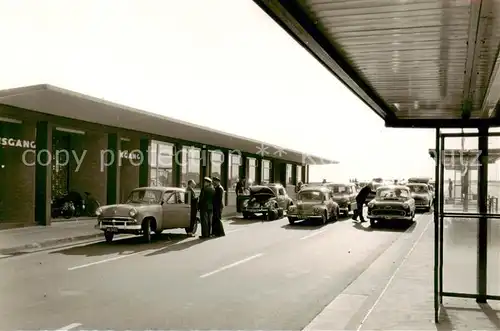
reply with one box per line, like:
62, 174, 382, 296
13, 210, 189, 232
198, 177, 215, 238
211, 177, 226, 237
184, 179, 198, 237
352, 183, 372, 223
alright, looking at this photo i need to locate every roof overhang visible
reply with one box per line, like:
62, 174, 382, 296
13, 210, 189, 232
0, 84, 338, 165
254, 0, 500, 129
429, 148, 500, 170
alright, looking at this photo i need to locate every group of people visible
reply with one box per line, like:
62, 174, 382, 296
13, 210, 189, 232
185, 177, 226, 239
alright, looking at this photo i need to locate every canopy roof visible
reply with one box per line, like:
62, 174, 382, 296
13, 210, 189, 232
254, 0, 500, 128
429, 148, 500, 170
0, 84, 337, 165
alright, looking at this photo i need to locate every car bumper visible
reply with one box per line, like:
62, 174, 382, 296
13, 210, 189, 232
367, 214, 413, 221
287, 212, 323, 219
95, 221, 142, 233
242, 208, 268, 214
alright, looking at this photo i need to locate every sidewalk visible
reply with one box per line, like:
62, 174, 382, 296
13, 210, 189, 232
0, 208, 239, 256
304, 215, 500, 331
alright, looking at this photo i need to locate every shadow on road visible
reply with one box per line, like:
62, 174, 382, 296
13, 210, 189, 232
352, 220, 415, 233
227, 216, 265, 225
50, 233, 188, 257
281, 219, 324, 230
144, 237, 207, 257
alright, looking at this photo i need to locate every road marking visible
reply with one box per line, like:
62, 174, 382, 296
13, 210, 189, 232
300, 229, 327, 240
355, 216, 432, 331
67, 241, 179, 271
200, 253, 264, 278
55, 322, 82, 331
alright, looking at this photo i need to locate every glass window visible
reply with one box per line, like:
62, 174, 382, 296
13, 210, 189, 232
150, 168, 158, 186
229, 154, 241, 191
278, 187, 285, 196
286, 164, 293, 184
150, 141, 173, 187
158, 143, 173, 168
297, 190, 323, 201
181, 147, 201, 188
247, 158, 256, 185
296, 165, 302, 183
150, 142, 158, 167
210, 150, 223, 179
262, 160, 271, 184
377, 187, 410, 200
127, 189, 162, 204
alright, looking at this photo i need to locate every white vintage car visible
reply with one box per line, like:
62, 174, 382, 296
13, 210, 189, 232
95, 187, 197, 243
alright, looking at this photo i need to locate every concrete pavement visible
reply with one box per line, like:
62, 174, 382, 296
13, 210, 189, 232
0, 212, 421, 330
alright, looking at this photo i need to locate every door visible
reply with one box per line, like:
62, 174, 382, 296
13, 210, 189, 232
162, 192, 189, 228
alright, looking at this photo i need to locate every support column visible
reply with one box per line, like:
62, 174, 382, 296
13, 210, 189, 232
239, 155, 247, 181
477, 126, 489, 303
255, 157, 262, 184
291, 164, 297, 185
35, 121, 52, 226
273, 161, 286, 185
268, 159, 274, 183
106, 133, 121, 205
302, 165, 307, 184
173, 143, 182, 187
139, 138, 150, 187
201, 145, 208, 181
222, 150, 229, 206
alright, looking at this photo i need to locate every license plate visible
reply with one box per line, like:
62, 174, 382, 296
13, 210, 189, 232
105, 227, 118, 232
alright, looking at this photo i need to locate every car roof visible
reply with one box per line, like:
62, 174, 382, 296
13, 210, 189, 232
376, 185, 410, 190
299, 186, 330, 193
267, 183, 283, 188
133, 186, 184, 191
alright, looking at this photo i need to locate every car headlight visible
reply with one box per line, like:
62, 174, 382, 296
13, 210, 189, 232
95, 207, 103, 216
129, 208, 137, 217
313, 207, 323, 214
243, 200, 249, 207
402, 203, 409, 209
288, 205, 297, 211
368, 202, 375, 208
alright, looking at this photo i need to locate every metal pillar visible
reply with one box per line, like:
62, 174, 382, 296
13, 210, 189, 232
477, 126, 489, 303
106, 133, 121, 205
173, 143, 182, 187
222, 150, 229, 206
35, 121, 52, 226
434, 128, 442, 323
139, 138, 150, 187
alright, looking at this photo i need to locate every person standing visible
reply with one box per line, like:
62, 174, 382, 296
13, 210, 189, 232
211, 177, 226, 237
352, 183, 372, 223
184, 179, 198, 237
448, 178, 453, 200
198, 177, 215, 238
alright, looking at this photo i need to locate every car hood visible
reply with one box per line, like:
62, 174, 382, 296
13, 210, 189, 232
370, 200, 407, 207
249, 186, 276, 198
99, 203, 149, 217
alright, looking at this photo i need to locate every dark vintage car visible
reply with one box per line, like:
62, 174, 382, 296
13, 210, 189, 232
325, 183, 357, 217
287, 187, 340, 225
367, 185, 416, 227
241, 184, 293, 220
95, 187, 197, 243
407, 183, 433, 212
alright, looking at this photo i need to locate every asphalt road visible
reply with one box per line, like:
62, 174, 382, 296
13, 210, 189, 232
0, 212, 428, 330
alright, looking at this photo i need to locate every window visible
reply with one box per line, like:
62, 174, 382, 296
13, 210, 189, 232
181, 147, 201, 188
150, 141, 173, 187
247, 158, 256, 184
210, 150, 223, 179
297, 190, 323, 201
296, 165, 302, 183
262, 160, 271, 184
278, 187, 285, 196
286, 164, 293, 184
229, 154, 241, 191
127, 189, 162, 204
377, 188, 410, 200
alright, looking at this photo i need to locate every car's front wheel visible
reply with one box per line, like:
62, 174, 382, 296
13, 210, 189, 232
104, 231, 114, 243
142, 219, 152, 243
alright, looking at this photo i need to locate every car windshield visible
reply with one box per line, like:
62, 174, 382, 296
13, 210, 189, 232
377, 187, 410, 201
408, 185, 428, 193
298, 191, 323, 202
126, 189, 162, 204
329, 185, 350, 194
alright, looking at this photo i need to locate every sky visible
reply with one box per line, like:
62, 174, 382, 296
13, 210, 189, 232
0, 0, 498, 182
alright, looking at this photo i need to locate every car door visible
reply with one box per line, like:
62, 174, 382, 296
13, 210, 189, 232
162, 192, 186, 229
175, 191, 191, 228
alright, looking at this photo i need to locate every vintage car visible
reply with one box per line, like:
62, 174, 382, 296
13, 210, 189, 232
95, 187, 197, 243
325, 183, 357, 217
287, 187, 340, 225
406, 183, 433, 212
367, 185, 416, 227
241, 184, 293, 220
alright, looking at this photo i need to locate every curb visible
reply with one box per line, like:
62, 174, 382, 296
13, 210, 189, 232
0, 232, 104, 255
0, 212, 241, 256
